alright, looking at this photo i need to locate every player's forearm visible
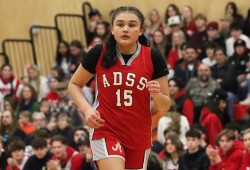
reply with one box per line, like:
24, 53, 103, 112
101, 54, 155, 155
68, 83, 92, 113
152, 92, 171, 112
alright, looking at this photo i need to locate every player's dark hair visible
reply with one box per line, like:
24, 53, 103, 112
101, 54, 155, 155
102, 6, 150, 68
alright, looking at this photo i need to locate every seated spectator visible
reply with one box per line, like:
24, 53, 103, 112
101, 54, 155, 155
0, 110, 26, 150
45, 76, 60, 107
226, 23, 250, 56
54, 41, 74, 77
49, 66, 66, 82
70, 127, 89, 150
219, 14, 233, 39
178, 128, 210, 170
0, 64, 21, 99
206, 129, 243, 170
205, 21, 226, 50
40, 99, 56, 127
174, 43, 201, 86
50, 81, 75, 117
228, 39, 250, 104
16, 84, 40, 115
167, 30, 186, 69
27, 64, 49, 101
192, 123, 208, 149
77, 133, 95, 170
0, 136, 8, 170
211, 47, 238, 121
94, 22, 109, 41
151, 30, 171, 61
32, 112, 47, 130
53, 115, 73, 145
189, 13, 208, 51
240, 128, 250, 169
162, 134, 184, 170
87, 9, 109, 45
18, 110, 36, 135
185, 64, 220, 123
182, 5, 197, 38
168, 77, 194, 125
23, 137, 53, 170
224, 2, 244, 26
3, 95, 18, 113
145, 8, 164, 40
200, 89, 225, 146
202, 42, 218, 67
157, 100, 190, 146
47, 135, 83, 170
70, 40, 86, 69
6, 140, 28, 170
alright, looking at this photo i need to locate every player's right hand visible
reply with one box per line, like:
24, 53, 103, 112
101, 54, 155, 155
84, 108, 105, 128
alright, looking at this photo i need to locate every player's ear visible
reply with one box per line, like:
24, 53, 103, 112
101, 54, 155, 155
139, 27, 145, 36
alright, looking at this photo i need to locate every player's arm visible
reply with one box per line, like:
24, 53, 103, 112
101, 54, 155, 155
147, 76, 170, 112
68, 65, 105, 128
68, 65, 93, 114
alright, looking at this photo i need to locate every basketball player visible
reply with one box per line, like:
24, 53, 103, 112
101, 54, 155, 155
68, 6, 171, 170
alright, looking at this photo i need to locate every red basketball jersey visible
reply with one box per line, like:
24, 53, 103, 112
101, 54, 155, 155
90, 43, 154, 150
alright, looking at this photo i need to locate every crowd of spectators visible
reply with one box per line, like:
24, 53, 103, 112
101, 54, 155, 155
1, 1, 250, 170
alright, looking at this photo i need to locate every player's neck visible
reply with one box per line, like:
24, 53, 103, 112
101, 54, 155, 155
117, 43, 137, 55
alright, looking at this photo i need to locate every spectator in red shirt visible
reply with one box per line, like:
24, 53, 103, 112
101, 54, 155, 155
45, 77, 60, 107
47, 135, 83, 170
240, 128, 250, 170
200, 89, 227, 146
206, 129, 243, 170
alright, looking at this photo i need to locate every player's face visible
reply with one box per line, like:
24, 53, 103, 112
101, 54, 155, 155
112, 12, 143, 47
243, 133, 250, 151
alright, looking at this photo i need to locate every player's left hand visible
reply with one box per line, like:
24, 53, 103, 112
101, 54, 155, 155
146, 80, 161, 96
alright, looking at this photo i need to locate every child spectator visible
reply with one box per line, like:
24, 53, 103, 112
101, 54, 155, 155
19, 110, 36, 135
23, 137, 53, 170
179, 128, 210, 170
